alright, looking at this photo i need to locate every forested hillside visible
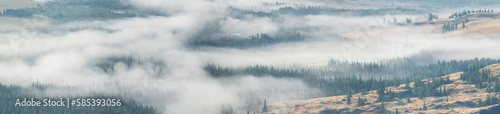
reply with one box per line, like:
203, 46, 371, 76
1, 0, 164, 22
205, 57, 500, 97
2, 0, 500, 113
255, 63, 500, 114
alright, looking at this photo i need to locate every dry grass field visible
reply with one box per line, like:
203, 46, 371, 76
254, 63, 500, 114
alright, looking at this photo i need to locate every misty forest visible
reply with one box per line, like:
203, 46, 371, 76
2, 0, 500, 114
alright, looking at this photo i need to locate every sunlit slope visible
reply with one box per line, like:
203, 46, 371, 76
342, 12, 500, 40
256, 63, 500, 114
460, 12, 500, 37
428, 12, 500, 37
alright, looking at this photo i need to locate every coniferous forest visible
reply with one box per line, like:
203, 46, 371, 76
1, 0, 500, 113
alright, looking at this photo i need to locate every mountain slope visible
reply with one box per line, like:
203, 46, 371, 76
256, 63, 500, 114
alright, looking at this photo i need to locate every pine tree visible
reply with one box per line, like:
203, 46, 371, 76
347, 90, 352, 105
357, 97, 365, 106
381, 101, 385, 112
423, 102, 427, 110
479, 99, 483, 107
428, 13, 433, 21
404, 80, 410, 89
262, 99, 268, 113
488, 95, 492, 105
407, 98, 411, 103
395, 108, 399, 114
377, 85, 386, 102
443, 85, 447, 96
221, 104, 235, 114
442, 23, 446, 33
494, 80, 500, 92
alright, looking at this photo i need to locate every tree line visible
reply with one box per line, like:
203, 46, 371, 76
448, 9, 494, 19
1, 0, 164, 22
205, 57, 500, 97
460, 63, 495, 89
190, 32, 306, 49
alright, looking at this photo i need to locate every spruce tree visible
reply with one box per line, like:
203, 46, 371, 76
357, 97, 365, 106
262, 99, 268, 113
494, 80, 500, 92
377, 85, 386, 102
428, 13, 433, 21
381, 101, 385, 113
479, 99, 483, 107
347, 90, 352, 105
423, 102, 427, 110
443, 86, 447, 96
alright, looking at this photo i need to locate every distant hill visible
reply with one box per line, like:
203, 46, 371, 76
0, 0, 39, 12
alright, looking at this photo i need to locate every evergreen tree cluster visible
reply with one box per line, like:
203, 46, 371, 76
478, 95, 500, 107
412, 77, 452, 99
274, 6, 322, 15
327, 57, 499, 79
96, 56, 168, 77
221, 104, 236, 114
460, 63, 496, 88
406, 18, 412, 24
273, 6, 424, 16
375, 85, 400, 102
493, 80, 500, 92
428, 13, 439, 21
318, 75, 408, 97
371, 0, 500, 8
205, 58, 500, 97
228, 7, 276, 19
1, 0, 164, 22
376, 85, 386, 102
229, 6, 424, 17
448, 9, 494, 19
190, 32, 306, 49
204, 63, 311, 78
442, 22, 461, 33
442, 9, 495, 33
357, 97, 365, 107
